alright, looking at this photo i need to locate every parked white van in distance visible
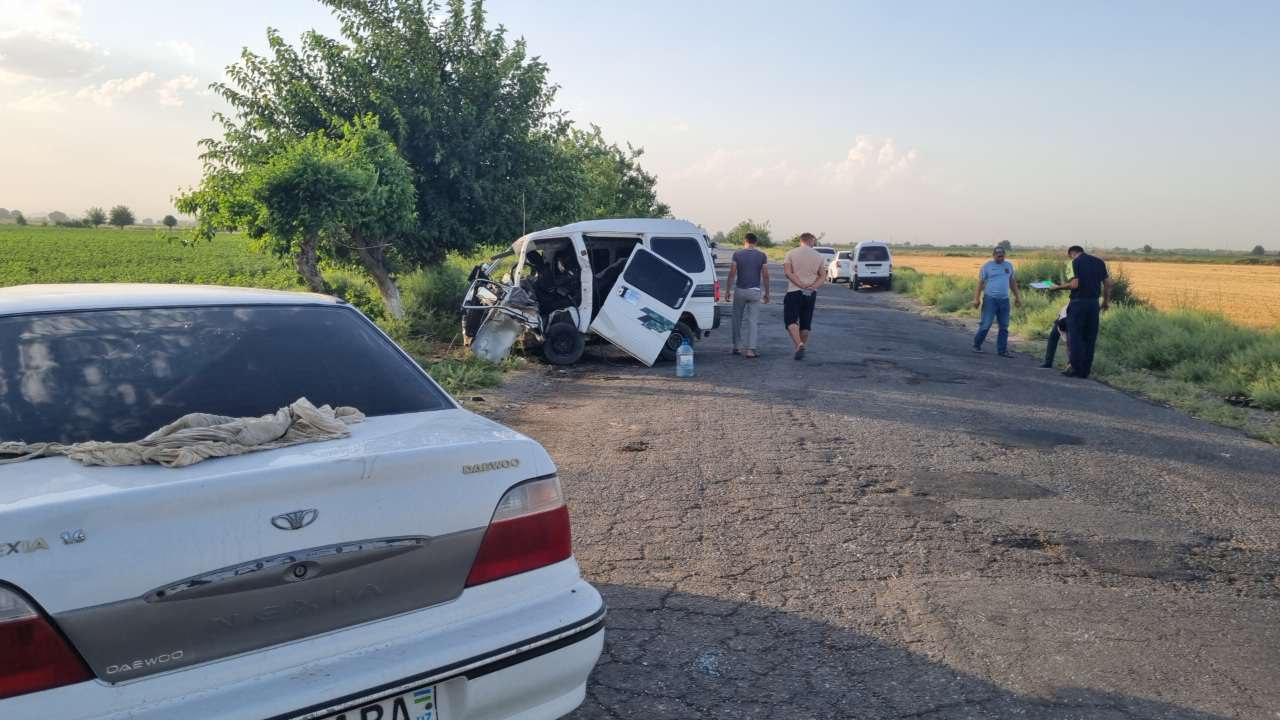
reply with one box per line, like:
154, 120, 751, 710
850, 241, 894, 291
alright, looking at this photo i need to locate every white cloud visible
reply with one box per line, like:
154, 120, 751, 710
0, 0, 83, 34
846, 135, 876, 167
671, 147, 744, 180
157, 40, 195, 65
76, 71, 156, 107
0, 31, 100, 79
0, 1, 100, 79
7, 88, 68, 112
823, 136, 921, 189
156, 74, 198, 107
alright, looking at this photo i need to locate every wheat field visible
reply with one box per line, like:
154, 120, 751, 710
894, 254, 1280, 329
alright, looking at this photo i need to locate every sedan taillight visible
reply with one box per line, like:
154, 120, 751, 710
713, 280, 721, 302
0, 584, 92, 700
465, 476, 573, 587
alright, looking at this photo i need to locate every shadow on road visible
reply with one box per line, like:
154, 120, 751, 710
569, 585, 1228, 719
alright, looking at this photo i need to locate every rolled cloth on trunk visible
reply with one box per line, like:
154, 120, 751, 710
0, 398, 365, 468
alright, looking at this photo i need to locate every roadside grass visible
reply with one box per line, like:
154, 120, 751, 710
893, 266, 1280, 444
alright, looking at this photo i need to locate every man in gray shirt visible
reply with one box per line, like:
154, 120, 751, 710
725, 232, 770, 358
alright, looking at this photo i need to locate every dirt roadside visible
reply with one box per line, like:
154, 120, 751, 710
473, 262, 1280, 719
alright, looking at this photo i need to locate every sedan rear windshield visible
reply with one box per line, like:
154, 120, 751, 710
0, 305, 450, 445
858, 246, 890, 262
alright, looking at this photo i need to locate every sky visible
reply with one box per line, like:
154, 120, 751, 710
1, 0, 1277, 249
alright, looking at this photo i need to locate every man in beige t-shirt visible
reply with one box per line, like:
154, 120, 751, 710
782, 232, 826, 360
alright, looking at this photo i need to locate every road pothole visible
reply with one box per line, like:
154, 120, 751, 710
973, 427, 1087, 449
892, 471, 1058, 500
992, 531, 1063, 554
861, 494, 958, 521
1064, 538, 1202, 581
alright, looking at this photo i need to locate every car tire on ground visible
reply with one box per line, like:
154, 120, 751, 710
885, 277, 893, 291
542, 321, 585, 365
658, 321, 697, 363
851, 276, 860, 292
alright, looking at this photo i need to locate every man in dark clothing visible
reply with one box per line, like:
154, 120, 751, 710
1053, 245, 1111, 379
725, 232, 770, 357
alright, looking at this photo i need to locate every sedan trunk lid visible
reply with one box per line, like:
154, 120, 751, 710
0, 410, 552, 682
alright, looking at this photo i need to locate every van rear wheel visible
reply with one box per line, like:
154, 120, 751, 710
542, 322, 585, 365
658, 321, 697, 363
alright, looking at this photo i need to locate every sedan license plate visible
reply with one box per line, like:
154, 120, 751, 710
321, 685, 437, 720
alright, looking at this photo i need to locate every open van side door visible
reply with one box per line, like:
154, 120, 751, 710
588, 246, 695, 366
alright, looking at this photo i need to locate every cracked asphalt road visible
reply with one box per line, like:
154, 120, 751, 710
482, 257, 1280, 719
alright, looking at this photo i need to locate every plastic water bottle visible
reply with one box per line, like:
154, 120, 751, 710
676, 337, 695, 378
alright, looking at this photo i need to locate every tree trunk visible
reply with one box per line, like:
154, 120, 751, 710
294, 235, 326, 294
354, 234, 404, 319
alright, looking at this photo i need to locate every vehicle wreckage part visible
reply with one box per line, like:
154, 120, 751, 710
472, 312, 525, 364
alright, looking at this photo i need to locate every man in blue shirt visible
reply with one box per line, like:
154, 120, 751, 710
971, 246, 1022, 356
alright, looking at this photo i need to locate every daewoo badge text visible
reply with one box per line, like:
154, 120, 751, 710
106, 650, 185, 676
462, 458, 520, 474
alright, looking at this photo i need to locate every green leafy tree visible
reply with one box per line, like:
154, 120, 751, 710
725, 219, 773, 247
997, 239, 1013, 252
180, 116, 417, 315
47, 211, 68, 224
0, 208, 10, 220
108, 205, 136, 228
1251, 244, 1266, 256
542, 125, 669, 220
162, 215, 178, 229
1142, 244, 1153, 253
14, 211, 27, 226
85, 207, 107, 227
199, 0, 564, 264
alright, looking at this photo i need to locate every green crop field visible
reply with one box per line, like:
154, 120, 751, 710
0, 224, 300, 289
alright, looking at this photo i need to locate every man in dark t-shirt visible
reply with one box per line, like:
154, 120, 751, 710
725, 233, 770, 357
1053, 245, 1111, 379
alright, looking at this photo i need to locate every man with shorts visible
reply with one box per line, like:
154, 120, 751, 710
782, 232, 826, 360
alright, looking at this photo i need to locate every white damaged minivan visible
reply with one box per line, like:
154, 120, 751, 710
462, 219, 720, 367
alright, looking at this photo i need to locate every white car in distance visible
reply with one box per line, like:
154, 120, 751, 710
827, 250, 854, 283
0, 284, 604, 720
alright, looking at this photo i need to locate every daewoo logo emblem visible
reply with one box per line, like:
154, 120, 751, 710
462, 458, 520, 475
271, 509, 319, 531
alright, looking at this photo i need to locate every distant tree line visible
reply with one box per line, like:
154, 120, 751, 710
0, 205, 183, 230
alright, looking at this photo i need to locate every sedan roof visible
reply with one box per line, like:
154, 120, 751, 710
0, 284, 340, 316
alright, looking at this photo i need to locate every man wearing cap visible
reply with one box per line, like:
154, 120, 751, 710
972, 246, 1022, 357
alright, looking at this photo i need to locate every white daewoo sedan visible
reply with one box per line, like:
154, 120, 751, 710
0, 285, 604, 720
